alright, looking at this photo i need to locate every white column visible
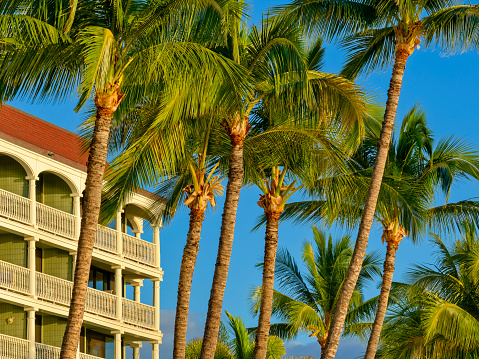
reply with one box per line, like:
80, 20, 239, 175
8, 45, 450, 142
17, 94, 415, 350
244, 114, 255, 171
26, 237, 37, 298
113, 266, 123, 321
153, 279, 160, 331
132, 229, 142, 239
113, 332, 122, 359
25, 307, 37, 359
151, 342, 159, 359
116, 210, 123, 256
70, 251, 77, 278
131, 279, 143, 303
71, 194, 82, 239
151, 224, 160, 268
25, 176, 37, 227
130, 342, 142, 359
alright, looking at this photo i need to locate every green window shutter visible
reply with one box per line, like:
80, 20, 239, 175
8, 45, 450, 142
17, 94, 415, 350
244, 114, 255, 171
37, 173, 73, 213
0, 303, 27, 339
41, 315, 67, 347
0, 155, 27, 197
0, 234, 26, 267
43, 248, 72, 281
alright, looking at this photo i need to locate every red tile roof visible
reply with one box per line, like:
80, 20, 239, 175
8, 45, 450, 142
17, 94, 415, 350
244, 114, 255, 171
0, 104, 163, 202
0, 104, 89, 171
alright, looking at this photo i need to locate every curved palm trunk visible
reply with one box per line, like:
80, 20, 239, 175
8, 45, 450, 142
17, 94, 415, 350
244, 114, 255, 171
253, 212, 281, 359
173, 208, 206, 359
60, 87, 122, 359
319, 343, 326, 359
199, 141, 244, 359
363, 240, 399, 359
322, 48, 412, 359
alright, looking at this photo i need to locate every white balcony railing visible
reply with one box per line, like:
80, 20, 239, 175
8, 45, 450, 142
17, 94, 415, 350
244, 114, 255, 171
0, 333, 28, 359
123, 233, 156, 266
80, 353, 104, 359
35, 343, 60, 359
0, 188, 31, 224
0, 189, 157, 267
123, 297, 156, 329
95, 224, 117, 254
0, 259, 30, 294
0, 334, 103, 359
37, 203, 76, 239
86, 286, 117, 319
36, 272, 117, 319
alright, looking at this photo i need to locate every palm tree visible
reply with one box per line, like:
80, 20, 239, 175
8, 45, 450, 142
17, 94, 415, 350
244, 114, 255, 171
0, 2, 246, 358
250, 227, 381, 358
253, 166, 301, 359
185, 311, 286, 359
249, 93, 362, 359
279, 106, 479, 358
98, 112, 226, 359
378, 228, 479, 358
199, 15, 369, 359
276, 2, 479, 357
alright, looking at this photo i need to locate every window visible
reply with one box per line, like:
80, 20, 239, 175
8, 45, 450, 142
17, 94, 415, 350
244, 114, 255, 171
35, 315, 42, 343
88, 266, 113, 293
35, 248, 42, 272
81, 328, 114, 359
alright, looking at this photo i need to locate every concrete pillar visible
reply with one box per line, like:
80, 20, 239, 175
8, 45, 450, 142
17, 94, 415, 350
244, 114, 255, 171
26, 176, 38, 227
113, 332, 122, 359
132, 229, 142, 239
151, 342, 159, 359
130, 342, 142, 359
25, 307, 37, 359
71, 194, 82, 239
153, 280, 160, 331
70, 251, 77, 278
131, 279, 143, 303
151, 224, 160, 268
26, 237, 38, 298
113, 266, 123, 321
116, 211, 123, 256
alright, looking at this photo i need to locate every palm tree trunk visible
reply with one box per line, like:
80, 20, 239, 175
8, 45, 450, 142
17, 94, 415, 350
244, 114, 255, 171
253, 212, 281, 359
363, 241, 398, 359
320, 344, 326, 359
321, 49, 411, 359
173, 208, 206, 359
60, 88, 122, 359
199, 142, 244, 359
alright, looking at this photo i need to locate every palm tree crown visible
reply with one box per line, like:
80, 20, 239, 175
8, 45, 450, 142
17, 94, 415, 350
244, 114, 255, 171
379, 227, 479, 358
250, 227, 381, 356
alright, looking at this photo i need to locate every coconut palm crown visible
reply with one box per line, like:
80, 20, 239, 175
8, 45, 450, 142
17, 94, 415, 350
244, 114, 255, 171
378, 227, 479, 358
276, 2, 479, 357
0, 2, 248, 359
279, 106, 479, 357
250, 227, 381, 357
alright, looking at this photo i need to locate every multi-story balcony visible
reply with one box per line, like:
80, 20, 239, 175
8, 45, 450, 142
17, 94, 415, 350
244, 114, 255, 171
0, 146, 163, 358
0, 106, 165, 359
0, 188, 159, 268
0, 333, 101, 359
0, 260, 156, 330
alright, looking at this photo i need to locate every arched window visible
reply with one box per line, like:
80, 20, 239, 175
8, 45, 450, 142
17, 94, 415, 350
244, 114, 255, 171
36, 172, 73, 213
0, 155, 28, 197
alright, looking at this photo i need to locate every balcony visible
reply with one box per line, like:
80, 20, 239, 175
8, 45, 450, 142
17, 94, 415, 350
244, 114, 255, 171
0, 260, 156, 330
0, 333, 102, 359
0, 188, 157, 267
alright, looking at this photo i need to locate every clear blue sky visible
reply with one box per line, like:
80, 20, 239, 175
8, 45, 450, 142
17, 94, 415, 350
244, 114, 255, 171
7, 1, 479, 358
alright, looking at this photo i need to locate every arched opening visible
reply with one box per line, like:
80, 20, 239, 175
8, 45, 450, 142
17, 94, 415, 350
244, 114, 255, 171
0, 154, 28, 197
36, 172, 73, 213
121, 203, 156, 238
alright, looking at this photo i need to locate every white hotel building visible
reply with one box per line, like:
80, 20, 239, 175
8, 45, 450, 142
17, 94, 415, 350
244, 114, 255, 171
0, 104, 164, 359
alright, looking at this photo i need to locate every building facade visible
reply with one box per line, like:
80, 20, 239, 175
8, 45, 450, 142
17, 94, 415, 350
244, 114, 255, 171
0, 105, 164, 359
